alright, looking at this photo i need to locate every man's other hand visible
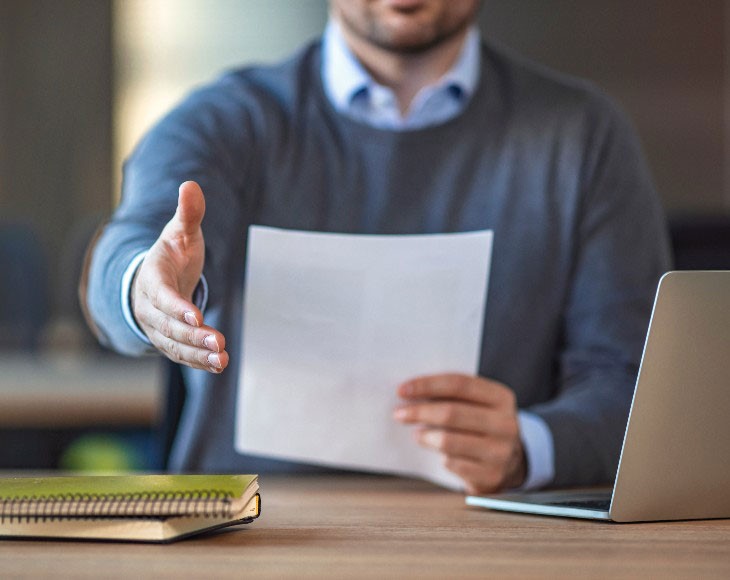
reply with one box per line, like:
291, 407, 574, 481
394, 373, 526, 494
131, 181, 229, 373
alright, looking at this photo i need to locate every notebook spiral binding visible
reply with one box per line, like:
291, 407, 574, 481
0, 490, 235, 524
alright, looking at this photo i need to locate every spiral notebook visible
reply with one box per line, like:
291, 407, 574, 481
0, 474, 260, 542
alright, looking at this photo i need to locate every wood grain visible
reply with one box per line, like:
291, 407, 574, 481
0, 474, 728, 578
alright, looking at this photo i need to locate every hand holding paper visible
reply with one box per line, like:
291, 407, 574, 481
395, 373, 526, 493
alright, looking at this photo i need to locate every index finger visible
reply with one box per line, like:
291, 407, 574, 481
398, 373, 512, 407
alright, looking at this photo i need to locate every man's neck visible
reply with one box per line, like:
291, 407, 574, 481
337, 23, 470, 116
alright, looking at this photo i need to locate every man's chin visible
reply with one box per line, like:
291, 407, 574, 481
369, 23, 459, 55
334, 0, 477, 56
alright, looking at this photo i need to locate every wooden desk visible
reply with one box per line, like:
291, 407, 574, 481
1, 474, 728, 578
0, 354, 160, 427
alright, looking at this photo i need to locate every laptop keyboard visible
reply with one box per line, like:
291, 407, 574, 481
547, 499, 611, 511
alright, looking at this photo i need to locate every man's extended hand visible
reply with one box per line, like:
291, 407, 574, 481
394, 374, 526, 494
131, 181, 229, 373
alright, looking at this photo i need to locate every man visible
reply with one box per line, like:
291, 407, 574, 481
86, 0, 671, 493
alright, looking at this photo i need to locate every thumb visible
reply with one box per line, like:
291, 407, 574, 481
173, 181, 206, 236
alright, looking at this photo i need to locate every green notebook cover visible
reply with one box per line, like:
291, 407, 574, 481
0, 474, 259, 519
0, 474, 256, 499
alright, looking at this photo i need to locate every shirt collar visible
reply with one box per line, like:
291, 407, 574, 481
321, 19, 481, 114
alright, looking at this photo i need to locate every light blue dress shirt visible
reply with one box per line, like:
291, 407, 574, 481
321, 20, 480, 129
122, 20, 555, 490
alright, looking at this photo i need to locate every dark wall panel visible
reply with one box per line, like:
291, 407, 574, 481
480, 0, 727, 213
0, 0, 113, 319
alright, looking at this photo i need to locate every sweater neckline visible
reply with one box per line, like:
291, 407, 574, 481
308, 41, 498, 141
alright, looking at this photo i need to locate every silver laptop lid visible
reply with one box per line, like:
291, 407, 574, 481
610, 271, 730, 522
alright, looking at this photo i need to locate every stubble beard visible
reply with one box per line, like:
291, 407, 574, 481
340, 8, 477, 56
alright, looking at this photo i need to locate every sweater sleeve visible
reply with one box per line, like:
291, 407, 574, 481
529, 97, 672, 487
86, 77, 254, 356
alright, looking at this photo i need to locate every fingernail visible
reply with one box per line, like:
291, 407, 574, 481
393, 408, 409, 421
184, 311, 199, 327
400, 382, 414, 397
207, 353, 222, 369
203, 335, 220, 352
420, 431, 439, 447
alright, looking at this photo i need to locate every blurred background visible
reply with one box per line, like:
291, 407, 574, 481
1, 0, 729, 472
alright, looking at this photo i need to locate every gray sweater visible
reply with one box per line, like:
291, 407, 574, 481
87, 40, 671, 486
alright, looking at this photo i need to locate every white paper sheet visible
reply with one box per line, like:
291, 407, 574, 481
235, 226, 493, 489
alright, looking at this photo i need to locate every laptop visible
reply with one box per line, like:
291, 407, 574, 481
466, 271, 730, 522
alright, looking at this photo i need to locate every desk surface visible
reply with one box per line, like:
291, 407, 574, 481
1, 474, 729, 578
0, 354, 160, 427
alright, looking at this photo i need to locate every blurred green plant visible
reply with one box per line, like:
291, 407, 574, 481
59, 434, 143, 473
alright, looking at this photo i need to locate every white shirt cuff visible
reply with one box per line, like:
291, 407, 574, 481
516, 410, 555, 490
121, 251, 151, 344
120, 251, 210, 344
